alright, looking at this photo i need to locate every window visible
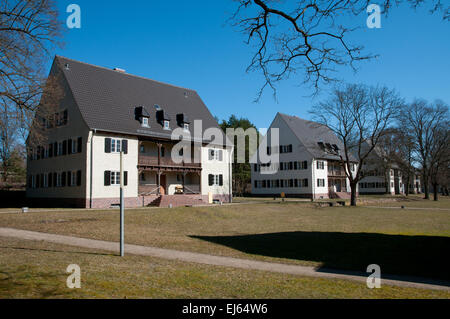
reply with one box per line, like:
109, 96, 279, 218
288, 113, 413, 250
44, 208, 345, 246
44, 146, 49, 158
140, 145, 145, 153
163, 120, 170, 130
43, 174, 48, 188
317, 179, 325, 187
111, 139, 121, 153
71, 171, 77, 186
208, 174, 223, 186
209, 149, 223, 161
57, 142, 63, 156
317, 161, 324, 170
141, 117, 149, 127
140, 173, 146, 181
56, 173, 62, 187
183, 123, 189, 131
71, 139, 78, 154
31, 175, 36, 188
303, 178, 309, 187
111, 171, 121, 185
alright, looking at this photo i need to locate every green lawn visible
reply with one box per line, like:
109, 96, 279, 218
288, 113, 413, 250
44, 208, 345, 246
0, 199, 449, 283
1, 237, 448, 298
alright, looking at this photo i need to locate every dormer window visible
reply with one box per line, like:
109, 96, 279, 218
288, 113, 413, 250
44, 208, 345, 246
164, 120, 170, 130
135, 106, 151, 128
141, 117, 149, 127
176, 113, 190, 131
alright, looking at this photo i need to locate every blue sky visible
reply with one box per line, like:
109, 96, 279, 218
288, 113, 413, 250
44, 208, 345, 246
54, 0, 449, 129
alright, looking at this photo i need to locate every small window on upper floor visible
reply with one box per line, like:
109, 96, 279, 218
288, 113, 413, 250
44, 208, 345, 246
163, 120, 170, 130
141, 117, 149, 127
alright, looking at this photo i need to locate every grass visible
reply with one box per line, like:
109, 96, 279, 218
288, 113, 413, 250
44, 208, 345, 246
0, 197, 449, 281
1, 237, 448, 299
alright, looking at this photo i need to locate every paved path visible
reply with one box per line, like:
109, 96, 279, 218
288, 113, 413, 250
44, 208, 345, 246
0, 227, 449, 291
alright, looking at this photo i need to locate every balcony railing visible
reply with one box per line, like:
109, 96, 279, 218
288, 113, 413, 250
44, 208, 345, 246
138, 155, 201, 168
328, 169, 346, 177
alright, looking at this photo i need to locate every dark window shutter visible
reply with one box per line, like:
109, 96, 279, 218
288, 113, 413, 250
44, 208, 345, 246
219, 150, 223, 161
124, 171, 128, 186
104, 171, 111, 186
304, 178, 308, 187
53, 142, 58, 157
303, 161, 308, 169
67, 171, 72, 186
219, 174, 223, 186
254, 164, 257, 172
49, 144, 53, 158
28, 175, 32, 188
77, 137, 82, 153
122, 139, 128, 154
40, 174, 44, 188
63, 110, 68, 125
48, 173, 53, 187
62, 140, 67, 155
105, 138, 111, 153
40, 146, 44, 159
53, 172, 57, 187
77, 170, 82, 186
68, 139, 72, 154
254, 180, 257, 188
208, 174, 214, 186
280, 162, 284, 171
61, 172, 66, 187
209, 150, 213, 160
279, 145, 283, 154
289, 144, 293, 152
36, 174, 40, 188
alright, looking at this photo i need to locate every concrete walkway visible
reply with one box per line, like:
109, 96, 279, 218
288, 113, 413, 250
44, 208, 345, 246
0, 227, 449, 291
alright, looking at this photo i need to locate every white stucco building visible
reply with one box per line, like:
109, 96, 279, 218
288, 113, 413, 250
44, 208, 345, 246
251, 113, 358, 199
26, 56, 232, 208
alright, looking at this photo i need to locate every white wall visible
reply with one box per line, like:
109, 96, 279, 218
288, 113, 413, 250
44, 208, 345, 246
201, 146, 232, 197
86, 132, 139, 199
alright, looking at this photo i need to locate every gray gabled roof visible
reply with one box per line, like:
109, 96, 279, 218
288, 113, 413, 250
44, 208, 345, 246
278, 113, 357, 162
54, 56, 226, 144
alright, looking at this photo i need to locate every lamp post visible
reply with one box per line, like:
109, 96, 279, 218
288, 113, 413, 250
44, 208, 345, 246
120, 151, 124, 257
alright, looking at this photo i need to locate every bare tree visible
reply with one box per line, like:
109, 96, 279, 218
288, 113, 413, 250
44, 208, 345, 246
399, 100, 449, 200
311, 84, 402, 206
231, 0, 449, 99
390, 129, 416, 196
0, 0, 63, 111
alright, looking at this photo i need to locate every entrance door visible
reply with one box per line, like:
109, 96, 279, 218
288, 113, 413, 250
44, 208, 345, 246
160, 174, 167, 195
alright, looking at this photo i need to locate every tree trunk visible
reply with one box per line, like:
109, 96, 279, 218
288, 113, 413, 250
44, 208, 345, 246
350, 181, 357, 206
405, 175, 410, 196
423, 173, 430, 200
433, 183, 439, 201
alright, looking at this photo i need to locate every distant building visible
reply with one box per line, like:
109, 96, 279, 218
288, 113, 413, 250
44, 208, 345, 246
251, 113, 358, 199
358, 142, 404, 195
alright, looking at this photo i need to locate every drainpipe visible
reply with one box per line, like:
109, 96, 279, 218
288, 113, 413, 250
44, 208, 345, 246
89, 129, 96, 208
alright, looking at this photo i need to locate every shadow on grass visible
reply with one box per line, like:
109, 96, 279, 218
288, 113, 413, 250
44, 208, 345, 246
191, 231, 450, 283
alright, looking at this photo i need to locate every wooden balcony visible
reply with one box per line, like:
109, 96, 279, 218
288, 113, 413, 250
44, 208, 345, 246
328, 169, 346, 177
138, 155, 201, 172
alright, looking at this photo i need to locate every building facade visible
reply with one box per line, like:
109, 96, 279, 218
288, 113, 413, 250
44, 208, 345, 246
251, 113, 358, 199
26, 56, 232, 208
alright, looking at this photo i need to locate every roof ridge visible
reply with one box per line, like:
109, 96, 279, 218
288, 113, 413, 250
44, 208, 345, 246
55, 55, 197, 92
